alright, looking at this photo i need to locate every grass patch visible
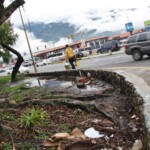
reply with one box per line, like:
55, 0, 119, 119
0, 112, 16, 121
0, 77, 41, 102
59, 123, 71, 133
11, 93, 24, 102
0, 75, 25, 86
1, 83, 25, 93
0, 76, 11, 86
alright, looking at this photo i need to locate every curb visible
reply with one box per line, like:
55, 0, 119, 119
81, 48, 124, 60
116, 70, 150, 130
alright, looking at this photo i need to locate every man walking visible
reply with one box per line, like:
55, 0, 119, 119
65, 44, 76, 69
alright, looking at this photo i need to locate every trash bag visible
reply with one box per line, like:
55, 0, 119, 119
64, 62, 71, 70
75, 61, 80, 67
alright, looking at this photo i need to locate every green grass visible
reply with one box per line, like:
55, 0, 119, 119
59, 123, 71, 133
0, 75, 25, 86
0, 76, 41, 102
11, 93, 24, 102
1, 142, 12, 150
17, 142, 36, 150
0, 76, 11, 86
19, 107, 48, 129
0, 82, 28, 102
0, 112, 16, 121
0, 76, 53, 102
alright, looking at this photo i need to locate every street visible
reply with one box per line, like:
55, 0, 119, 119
30, 53, 150, 72
1, 52, 150, 85
30, 52, 150, 86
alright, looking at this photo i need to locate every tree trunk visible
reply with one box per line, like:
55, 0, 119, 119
0, 0, 25, 25
1, 43, 24, 82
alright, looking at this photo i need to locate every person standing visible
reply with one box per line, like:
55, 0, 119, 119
65, 44, 76, 69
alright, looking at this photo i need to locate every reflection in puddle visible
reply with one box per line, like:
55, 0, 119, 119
11, 77, 111, 93
25, 78, 73, 88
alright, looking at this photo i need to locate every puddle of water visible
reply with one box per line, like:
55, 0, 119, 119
26, 78, 108, 92
25, 78, 73, 88
9, 77, 109, 93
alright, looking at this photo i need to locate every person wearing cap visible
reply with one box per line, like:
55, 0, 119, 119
65, 44, 76, 69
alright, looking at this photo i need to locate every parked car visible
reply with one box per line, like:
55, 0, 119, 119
76, 51, 84, 59
48, 52, 65, 63
22, 61, 33, 67
35, 60, 46, 67
74, 47, 91, 59
97, 40, 121, 54
43, 59, 52, 65
0, 68, 6, 73
124, 31, 150, 61
78, 47, 90, 57
120, 39, 127, 47
6, 66, 30, 74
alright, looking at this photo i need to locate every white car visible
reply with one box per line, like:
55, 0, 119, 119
43, 59, 52, 65
48, 52, 65, 63
7, 66, 30, 74
35, 60, 46, 67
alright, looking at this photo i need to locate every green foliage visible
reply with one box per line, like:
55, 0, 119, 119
59, 123, 71, 133
2, 142, 12, 150
0, 83, 27, 102
0, 20, 18, 45
20, 107, 48, 129
0, 72, 25, 88
0, 112, 16, 121
36, 131, 49, 140
0, 77, 31, 102
17, 142, 36, 150
0, 76, 10, 86
11, 93, 24, 102
0, 20, 18, 63
0, 78, 42, 102
2, 50, 12, 64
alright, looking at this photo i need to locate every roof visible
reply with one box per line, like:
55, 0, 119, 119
85, 36, 108, 42
109, 29, 143, 40
33, 36, 108, 57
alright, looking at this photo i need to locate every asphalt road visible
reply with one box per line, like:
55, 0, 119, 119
31, 52, 150, 72
1, 51, 150, 85
32, 52, 150, 86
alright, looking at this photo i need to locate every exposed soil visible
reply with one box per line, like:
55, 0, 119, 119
0, 76, 146, 150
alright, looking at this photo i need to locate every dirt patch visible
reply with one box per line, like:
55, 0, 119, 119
0, 76, 146, 150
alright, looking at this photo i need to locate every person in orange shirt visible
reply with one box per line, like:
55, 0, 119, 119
65, 44, 76, 69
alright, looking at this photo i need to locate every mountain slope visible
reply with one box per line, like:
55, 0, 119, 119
18, 22, 122, 42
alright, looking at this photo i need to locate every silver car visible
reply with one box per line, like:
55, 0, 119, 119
124, 31, 150, 61
7, 66, 30, 74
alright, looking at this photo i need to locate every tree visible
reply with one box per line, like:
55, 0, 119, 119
0, 0, 25, 135
0, 0, 25, 25
0, 20, 18, 64
0, 0, 25, 82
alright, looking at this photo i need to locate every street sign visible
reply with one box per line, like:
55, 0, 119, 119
144, 20, 150, 31
125, 22, 134, 32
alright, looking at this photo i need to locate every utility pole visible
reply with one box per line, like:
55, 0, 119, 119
19, 7, 37, 73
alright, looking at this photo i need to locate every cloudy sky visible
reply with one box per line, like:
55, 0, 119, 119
4, 0, 150, 56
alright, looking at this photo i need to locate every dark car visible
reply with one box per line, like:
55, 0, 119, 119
97, 40, 121, 54
124, 31, 150, 61
76, 51, 84, 59
0, 69, 6, 73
